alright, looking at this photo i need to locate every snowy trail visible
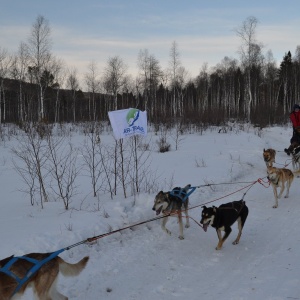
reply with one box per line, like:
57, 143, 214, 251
1, 125, 300, 300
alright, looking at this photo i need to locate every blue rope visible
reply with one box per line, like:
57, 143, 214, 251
0, 248, 65, 296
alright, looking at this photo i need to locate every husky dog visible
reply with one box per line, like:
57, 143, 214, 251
0, 252, 89, 300
152, 184, 191, 240
267, 166, 294, 208
290, 143, 300, 173
200, 200, 249, 250
285, 140, 300, 155
263, 148, 276, 167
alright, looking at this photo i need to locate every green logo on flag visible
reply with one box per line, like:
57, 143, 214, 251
126, 109, 140, 126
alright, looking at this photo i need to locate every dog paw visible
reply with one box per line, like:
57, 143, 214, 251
215, 246, 222, 250
166, 229, 171, 235
272, 205, 278, 208
178, 236, 184, 240
185, 224, 190, 228
284, 196, 289, 198
232, 241, 239, 245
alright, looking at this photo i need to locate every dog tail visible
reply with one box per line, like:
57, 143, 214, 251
58, 256, 89, 277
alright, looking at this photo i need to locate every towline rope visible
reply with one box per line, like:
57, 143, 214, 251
65, 178, 263, 248
189, 180, 259, 210
0, 176, 271, 297
64, 213, 173, 250
274, 158, 293, 167
7, 178, 270, 258
191, 180, 257, 188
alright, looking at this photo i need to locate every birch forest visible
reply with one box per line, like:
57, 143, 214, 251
1, 16, 300, 128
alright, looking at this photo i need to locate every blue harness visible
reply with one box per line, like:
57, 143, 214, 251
0, 248, 64, 297
169, 186, 196, 202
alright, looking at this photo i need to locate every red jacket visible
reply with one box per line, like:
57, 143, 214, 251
290, 110, 300, 128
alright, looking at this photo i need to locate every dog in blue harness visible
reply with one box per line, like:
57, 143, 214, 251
152, 184, 192, 240
0, 251, 89, 300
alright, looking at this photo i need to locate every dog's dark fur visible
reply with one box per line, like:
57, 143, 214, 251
200, 200, 249, 250
152, 184, 190, 239
290, 142, 300, 173
286, 141, 300, 155
0, 252, 89, 300
263, 148, 276, 167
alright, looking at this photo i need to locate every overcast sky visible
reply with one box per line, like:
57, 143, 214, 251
1, 0, 300, 84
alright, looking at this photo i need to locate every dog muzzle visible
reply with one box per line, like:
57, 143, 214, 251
201, 220, 210, 232
153, 205, 163, 215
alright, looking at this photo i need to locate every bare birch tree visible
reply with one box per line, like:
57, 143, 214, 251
51, 57, 66, 123
81, 123, 103, 197
102, 56, 127, 111
27, 15, 52, 121
12, 124, 49, 207
176, 66, 189, 116
293, 46, 300, 104
263, 50, 278, 108
0, 47, 12, 123
12, 150, 37, 206
46, 134, 79, 210
235, 16, 263, 121
128, 135, 152, 195
11, 43, 30, 123
137, 49, 150, 111
137, 49, 162, 115
169, 41, 181, 116
85, 61, 101, 121
67, 68, 80, 122
195, 63, 209, 113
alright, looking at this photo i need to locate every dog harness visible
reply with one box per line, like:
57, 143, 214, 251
0, 249, 64, 297
219, 200, 245, 214
169, 186, 196, 202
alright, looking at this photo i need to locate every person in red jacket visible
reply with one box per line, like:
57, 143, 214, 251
284, 104, 300, 154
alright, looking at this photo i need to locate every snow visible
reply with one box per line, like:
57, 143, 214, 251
0, 124, 299, 300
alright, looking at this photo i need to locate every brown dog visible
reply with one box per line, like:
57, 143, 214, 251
263, 148, 276, 167
267, 166, 294, 208
0, 252, 89, 300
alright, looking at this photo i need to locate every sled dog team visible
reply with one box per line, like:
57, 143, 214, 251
153, 145, 300, 252
152, 185, 249, 251
1, 145, 299, 299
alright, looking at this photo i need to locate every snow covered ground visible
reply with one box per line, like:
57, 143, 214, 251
0, 123, 299, 300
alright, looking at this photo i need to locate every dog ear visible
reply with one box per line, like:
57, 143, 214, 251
263, 148, 265, 151
213, 207, 217, 212
201, 205, 207, 209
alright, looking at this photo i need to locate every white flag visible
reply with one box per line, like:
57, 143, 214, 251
108, 108, 147, 140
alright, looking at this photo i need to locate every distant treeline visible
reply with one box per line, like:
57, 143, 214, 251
1, 49, 299, 128
0, 16, 299, 127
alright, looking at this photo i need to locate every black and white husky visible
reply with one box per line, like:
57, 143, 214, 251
200, 200, 249, 250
